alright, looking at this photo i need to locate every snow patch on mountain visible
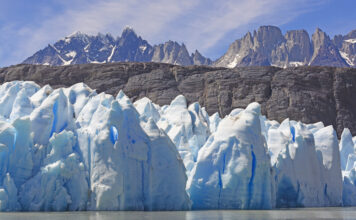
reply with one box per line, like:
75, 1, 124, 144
227, 54, 241, 68
340, 51, 354, 66
345, 39, 356, 44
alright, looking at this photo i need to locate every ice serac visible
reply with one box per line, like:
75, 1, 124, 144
30, 88, 74, 146
339, 128, 356, 206
340, 128, 355, 171
133, 97, 161, 123
76, 91, 190, 210
0, 81, 190, 211
0, 173, 20, 211
156, 95, 210, 176
140, 118, 191, 210
0, 81, 39, 120
187, 102, 274, 210
209, 112, 221, 133
20, 131, 88, 211
267, 119, 342, 207
313, 126, 343, 206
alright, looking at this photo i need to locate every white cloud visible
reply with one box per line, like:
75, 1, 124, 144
1, 0, 326, 66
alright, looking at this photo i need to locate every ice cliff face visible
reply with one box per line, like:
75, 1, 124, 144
187, 103, 274, 209
0, 81, 355, 211
266, 120, 342, 207
0, 81, 190, 211
339, 128, 356, 206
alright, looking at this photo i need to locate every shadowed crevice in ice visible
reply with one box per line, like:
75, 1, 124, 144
248, 145, 256, 209
49, 101, 58, 138
110, 126, 118, 144
290, 126, 295, 142
276, 176, 301, 208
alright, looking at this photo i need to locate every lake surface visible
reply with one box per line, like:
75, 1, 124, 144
1, 207, 356, 220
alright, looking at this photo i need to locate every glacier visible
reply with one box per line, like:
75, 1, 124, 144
0, 81, 190, 211
0, 81, 355, 211
187, 103, 274, 209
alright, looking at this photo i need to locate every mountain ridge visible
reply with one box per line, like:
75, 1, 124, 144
23, 25, 356, 68
23, 27, 212, 66
215, 26, 355, 68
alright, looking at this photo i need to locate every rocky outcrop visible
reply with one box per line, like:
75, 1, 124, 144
1, 63, 356, 136
271, 30, 312, 67
215, 26, 354, 68
152, 41, 192, 65
334, 30, 356, 67
310, 28, 348, 67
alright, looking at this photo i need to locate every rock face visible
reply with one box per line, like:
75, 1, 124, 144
23, 27, 211, 66
215, 26, 354, 68
1, 63, 356, 136
310, 28, 348, 67
334, 30, 356, 67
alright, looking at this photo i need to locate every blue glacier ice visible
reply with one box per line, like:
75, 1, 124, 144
340, 128, 354, 171
266, 119, 342, 207
134, 95, 211, 177
76, 91, 190, 210
187, 103, 274, 209
0, 80, 354, 211
313, 126, 343, 206
0, 81, 190, 211
339, 128, 356, 206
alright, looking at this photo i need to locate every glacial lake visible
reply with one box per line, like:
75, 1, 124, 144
1, 207, 356, 220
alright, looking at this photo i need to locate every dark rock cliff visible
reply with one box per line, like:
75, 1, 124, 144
1, 62, 356, 136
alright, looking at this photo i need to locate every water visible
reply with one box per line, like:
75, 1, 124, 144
1, 208, 356, 220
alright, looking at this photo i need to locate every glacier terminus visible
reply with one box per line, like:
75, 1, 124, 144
0, 81, 356, 211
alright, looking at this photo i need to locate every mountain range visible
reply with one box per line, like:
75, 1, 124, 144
215, 26, 355, 68
23, 27, 212, 66
23, 26, 356, 68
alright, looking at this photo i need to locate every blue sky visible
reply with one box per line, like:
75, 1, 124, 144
0, 0, 355, 67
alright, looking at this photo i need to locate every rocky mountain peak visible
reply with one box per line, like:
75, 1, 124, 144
66, 31, 86, 38
285, 30, 309, 43
310, 28, 348, 67
215, 26, 354, 68
254, 26, 284, 49
241, 32, 254, 48
121, 26, 138, 39
96, 32, 114, 42
335, 29, 356, 67
23, 27, 211, 66
312, 28, 330, 49
191, 50, 212, 66
152, 41, 191, 65
345, 29, 356, 39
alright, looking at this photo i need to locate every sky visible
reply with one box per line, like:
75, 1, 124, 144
0, 0, 355, 67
